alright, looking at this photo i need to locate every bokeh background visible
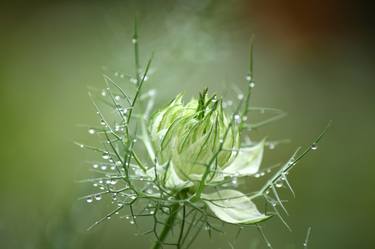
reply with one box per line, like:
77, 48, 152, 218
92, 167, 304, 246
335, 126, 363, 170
1, 0, 374, 248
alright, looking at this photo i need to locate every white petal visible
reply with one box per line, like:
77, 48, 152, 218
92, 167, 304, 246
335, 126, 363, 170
147, 162, 193, 190
223, 140, 264, 176
202, 189, 269, 224
165, 162, 194, 190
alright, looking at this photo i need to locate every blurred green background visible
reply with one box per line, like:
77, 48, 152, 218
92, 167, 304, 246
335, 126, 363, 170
1, 0, 374, 248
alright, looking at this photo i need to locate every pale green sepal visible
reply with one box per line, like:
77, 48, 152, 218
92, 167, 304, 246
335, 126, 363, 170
222, 140, 264, 177
202, 189, 269, 224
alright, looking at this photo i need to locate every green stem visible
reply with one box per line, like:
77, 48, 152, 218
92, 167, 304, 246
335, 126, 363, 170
152, 202, 180, 249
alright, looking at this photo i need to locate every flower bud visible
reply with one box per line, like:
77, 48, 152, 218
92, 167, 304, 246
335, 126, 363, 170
149, 90, 239, 185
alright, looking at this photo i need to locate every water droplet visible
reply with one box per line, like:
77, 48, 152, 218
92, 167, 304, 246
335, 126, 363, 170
249, 82, 255, 88
120, 74, 124, 78
231, 177, 238, 185
114, 72, 119, 77
254, 173, 261, 178
148, 89, 156, 96
130, 78, 137, 84
245, 74, 252, 81
237, 94, 244, 100
268, 143, 275, 150
100, 120, 106, 126
115, 95, 121, 101
130, 220, 135, 224
102, 152, 110, 160
234, 114, 241, 124
150, 210, 155, 215
260, 172, 265, 176
311, 143, 318, 150
107, 216, 111, 220
275, 181, 283, 188
101, 90, 107, 96
132, 38, 137, 44
92, 164, 99, 169
100, 165, 107, 170
88, 128, 95, 134
86, 197, 93, 203
95, 194, 102, 201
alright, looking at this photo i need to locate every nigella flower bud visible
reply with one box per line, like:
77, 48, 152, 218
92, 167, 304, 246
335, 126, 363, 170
149, 89, 239, 188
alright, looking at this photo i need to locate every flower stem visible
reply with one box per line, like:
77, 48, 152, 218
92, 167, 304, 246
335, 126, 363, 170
152, 202, 180, 249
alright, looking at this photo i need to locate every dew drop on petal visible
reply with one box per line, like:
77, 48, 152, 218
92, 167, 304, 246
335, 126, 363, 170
249, 82, 255, 88
86, 197, 93, 203
95, 194, 102, 201
88, 128, 95, 134
231, 177, 238, 186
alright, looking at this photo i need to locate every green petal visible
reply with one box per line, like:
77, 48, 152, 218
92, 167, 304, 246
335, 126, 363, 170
202, 189, 270, 224
223, 140, 264, 177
